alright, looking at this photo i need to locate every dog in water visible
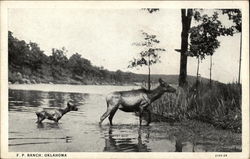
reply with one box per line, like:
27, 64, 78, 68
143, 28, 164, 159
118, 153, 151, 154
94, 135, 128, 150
35, 101, 78, 123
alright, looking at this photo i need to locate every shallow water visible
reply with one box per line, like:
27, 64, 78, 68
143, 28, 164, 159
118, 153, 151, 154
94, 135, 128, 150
9, 84, 241, 152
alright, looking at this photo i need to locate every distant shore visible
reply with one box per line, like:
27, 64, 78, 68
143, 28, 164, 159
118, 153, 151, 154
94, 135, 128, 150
8, 80, 138, 86
8, 72, 141, 86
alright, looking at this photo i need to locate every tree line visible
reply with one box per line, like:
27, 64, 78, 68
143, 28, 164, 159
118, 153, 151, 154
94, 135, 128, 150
8, 31, 148, 85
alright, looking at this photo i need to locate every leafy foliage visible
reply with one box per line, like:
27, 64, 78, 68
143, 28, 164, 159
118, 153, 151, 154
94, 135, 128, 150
68, 53, 91, 76
129, 31, 166, 68
221, 9, 242, 32
128, 31, 166, 90
189, 11, 236, 59
142, 8, 159, 14
178, 9, 241, 86
190, 12, 221, 59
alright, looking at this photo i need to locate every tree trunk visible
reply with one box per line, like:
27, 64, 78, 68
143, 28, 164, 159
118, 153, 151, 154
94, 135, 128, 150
148, 55, 151, 90
196, 57, 200, 87
209, 55, 213, 86
179, 9, 193, 87
238, 32, 242, 84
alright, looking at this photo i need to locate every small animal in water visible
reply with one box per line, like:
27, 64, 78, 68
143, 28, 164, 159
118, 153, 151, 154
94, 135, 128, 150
35, 101, 78, 123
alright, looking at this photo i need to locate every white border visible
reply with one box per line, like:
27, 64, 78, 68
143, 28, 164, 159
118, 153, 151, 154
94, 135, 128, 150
1, 1, 249, 159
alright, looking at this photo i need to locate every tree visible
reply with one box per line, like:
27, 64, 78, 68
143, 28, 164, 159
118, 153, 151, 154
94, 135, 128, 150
189, 11, 224, 86
189, 10, 241, 86
49, 47, 68, 79
178, 9, 240, 87
142, 8, 159, 13
28, 42, 47, 72
128, 31, 166, 90
68, 53, 84, 76
178, 9, 193, 87
68, 53, 92, 77
50, 47, 68, 67
221, 9, 242, 84
8, 31, 31, 73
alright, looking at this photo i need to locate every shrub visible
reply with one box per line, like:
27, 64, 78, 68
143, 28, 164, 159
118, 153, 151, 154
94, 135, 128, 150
151, 82, 242, 133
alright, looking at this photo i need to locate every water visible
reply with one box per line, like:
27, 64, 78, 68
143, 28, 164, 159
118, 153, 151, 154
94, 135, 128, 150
9, 84, 241, 152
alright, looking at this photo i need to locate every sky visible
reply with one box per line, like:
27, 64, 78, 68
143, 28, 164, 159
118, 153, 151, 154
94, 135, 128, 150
8, 9, 241, 83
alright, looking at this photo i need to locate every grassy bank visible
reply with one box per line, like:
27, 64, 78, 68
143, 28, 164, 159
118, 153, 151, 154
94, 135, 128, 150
150, 82, 241, 133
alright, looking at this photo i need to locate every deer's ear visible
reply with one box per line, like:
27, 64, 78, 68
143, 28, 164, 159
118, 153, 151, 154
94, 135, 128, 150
67, 102, 72, 107
159, 78, 164, 85
68, 100, 74, 106
159, 78, 167, 86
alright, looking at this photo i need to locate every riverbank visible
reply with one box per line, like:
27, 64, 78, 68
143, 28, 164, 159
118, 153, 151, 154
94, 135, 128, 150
150, 82, 242, 133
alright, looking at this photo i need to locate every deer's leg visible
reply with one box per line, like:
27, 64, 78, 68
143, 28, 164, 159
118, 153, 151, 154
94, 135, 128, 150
145, 108, 151, 126
108, 107, 118, 126
99, 108, 112, 125
139, 103, 150, 126
53, 117, 60, 123
139, 107, 143, 126
36, 112, 45, 123
37, 116, 45, 123
100, 104, 117, 125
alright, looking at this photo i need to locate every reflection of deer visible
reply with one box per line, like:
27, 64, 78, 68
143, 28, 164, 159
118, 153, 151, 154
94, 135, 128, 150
174, 135, 196, 152
103, 127, 149, 152
99, 79, 176, 126
175, 137, 184, 152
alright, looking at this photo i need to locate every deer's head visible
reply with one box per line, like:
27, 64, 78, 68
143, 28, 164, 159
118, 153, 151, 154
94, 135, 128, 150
159, 78, 176, 93
67, 101, 78, 111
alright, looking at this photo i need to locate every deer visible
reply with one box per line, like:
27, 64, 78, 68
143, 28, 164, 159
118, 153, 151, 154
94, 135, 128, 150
99, 78, 176, 126
35, 101, 78, 123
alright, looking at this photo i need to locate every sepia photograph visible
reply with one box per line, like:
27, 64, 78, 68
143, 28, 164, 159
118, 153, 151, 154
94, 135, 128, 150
0, 1, 249, 159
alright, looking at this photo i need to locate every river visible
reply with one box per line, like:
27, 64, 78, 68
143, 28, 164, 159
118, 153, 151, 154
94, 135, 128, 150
8, 84, 241, 152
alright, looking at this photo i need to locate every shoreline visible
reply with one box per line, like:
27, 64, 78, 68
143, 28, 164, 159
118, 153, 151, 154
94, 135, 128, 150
8, 83, 137, 86
8, 84, 141, 95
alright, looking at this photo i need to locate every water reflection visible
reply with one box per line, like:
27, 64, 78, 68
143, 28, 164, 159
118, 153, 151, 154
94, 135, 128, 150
9, 89, 88, 111
175, 137, 184, 152
36, 122, 60, 129
9, 90, 44, 108
102, 126, 150, 152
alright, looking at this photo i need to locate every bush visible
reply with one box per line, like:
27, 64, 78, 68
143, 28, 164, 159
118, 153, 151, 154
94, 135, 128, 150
151, 82, 242, 133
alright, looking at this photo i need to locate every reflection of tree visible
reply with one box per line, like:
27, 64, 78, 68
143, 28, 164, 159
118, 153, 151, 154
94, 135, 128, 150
48, 92, 68, 108
103, 127, 150, 152
9, 90, 89, 111
48, 92, 89, 107
69, 93, 89, 104
175, 136, 184, 152
36, 122, 60, 129
9, 90, 44, 109
169, 133, 197, 152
